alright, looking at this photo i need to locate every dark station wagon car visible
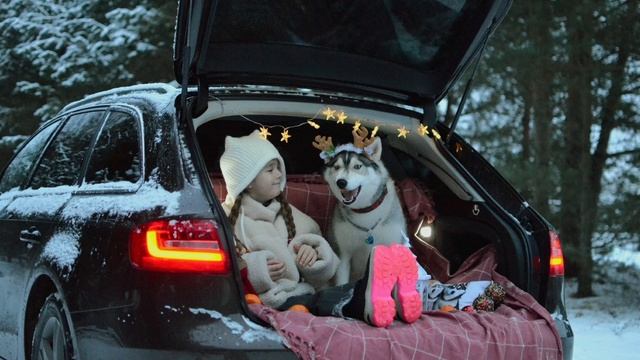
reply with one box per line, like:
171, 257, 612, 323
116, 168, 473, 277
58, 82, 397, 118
0, 1, 573, 359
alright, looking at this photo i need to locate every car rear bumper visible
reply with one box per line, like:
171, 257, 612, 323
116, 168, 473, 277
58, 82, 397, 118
71, 306, 294, 359
554, 317, 574, 360
77, 340, 295, 360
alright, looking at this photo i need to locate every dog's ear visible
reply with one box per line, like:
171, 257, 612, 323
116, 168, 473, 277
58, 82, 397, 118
368, 137, 383, 161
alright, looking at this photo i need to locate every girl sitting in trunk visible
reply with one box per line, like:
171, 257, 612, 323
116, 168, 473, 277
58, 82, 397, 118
221, 130, 339, 306
220, 130, 422, 327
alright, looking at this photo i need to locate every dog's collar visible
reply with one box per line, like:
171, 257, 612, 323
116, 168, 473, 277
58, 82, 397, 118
351, 186, 388, 213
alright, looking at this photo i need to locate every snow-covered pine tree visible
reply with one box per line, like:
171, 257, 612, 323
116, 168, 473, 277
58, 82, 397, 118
0, 0, 174, 166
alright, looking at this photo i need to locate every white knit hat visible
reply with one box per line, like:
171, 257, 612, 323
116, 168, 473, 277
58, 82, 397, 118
219, 130, 286, 203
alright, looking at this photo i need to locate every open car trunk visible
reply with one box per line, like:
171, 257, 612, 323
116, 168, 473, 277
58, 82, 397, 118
185, 90, 563, 359
174, 0, 512, 113
191, 94, 533, 294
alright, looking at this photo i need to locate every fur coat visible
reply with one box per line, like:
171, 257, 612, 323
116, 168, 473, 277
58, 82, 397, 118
223, 195, 340, 308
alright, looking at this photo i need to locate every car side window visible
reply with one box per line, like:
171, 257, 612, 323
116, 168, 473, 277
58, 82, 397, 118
0, 121, 60, 192
29, 111, 105, 189
85, 111, 142, 185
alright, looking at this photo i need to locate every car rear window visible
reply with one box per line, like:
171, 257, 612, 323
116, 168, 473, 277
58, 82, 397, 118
210, 0, 487, 69
0, 121, 59, 192
84, 111, 142, 185
29, 111, 105, 189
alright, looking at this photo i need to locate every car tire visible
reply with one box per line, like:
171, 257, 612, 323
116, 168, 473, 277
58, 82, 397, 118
30, 294, 74, 360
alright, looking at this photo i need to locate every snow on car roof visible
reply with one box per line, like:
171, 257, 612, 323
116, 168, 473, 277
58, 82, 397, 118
59, 82, 179, 115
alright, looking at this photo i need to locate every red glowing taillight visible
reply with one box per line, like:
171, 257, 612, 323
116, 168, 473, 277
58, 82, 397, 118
129, 219, 229, 273
549, 230, 565, 277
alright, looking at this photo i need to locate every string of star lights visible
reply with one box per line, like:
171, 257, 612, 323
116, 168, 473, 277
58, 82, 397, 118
238, 114, 322, 143
239, 106, 441, 144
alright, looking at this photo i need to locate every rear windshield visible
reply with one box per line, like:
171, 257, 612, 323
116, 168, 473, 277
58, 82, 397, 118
211, 0, 491, 70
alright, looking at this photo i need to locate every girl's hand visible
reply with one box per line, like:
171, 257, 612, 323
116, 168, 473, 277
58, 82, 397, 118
294, 244, 318, 268
267, 259, 286, 281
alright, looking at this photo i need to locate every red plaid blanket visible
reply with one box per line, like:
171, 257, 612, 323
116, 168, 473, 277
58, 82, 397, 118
211, 174, 562, 359
250, 246, 563, 360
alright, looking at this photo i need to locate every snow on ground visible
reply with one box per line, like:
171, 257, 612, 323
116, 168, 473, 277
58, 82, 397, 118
565, 257, 640, 360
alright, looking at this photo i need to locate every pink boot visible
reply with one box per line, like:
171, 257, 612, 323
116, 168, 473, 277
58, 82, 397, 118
363, 245, 397, 327
391, 244, 422, 324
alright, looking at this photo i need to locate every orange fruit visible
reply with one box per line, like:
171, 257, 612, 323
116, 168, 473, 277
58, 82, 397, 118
244, 294, 262, 305
439, 305, 457, 313
288, 304, 310, 313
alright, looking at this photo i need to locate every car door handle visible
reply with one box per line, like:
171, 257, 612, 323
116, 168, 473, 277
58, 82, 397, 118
20, 226, 42, 244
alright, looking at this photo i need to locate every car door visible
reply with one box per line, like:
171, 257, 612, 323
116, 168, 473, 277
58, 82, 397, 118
64, 108, 144, 313
0, 121, 60, 359
0, 110, 105, 359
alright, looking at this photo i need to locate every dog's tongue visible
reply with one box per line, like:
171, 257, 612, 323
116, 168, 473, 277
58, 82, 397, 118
341, 188, 357, 202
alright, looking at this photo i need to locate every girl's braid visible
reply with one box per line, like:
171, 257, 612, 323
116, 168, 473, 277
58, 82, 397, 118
227, 193, 250, 255
276, 193, 296, 240
227, 192, 243, 228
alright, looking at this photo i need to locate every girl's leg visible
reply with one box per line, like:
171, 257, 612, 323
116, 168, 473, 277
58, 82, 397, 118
342, 245, 399, 327
277, 285, 356, 315
391, 244, 422, 323
308, 283, 358, 317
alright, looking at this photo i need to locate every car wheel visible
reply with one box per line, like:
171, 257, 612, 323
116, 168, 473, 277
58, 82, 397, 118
31, 294, 74, 360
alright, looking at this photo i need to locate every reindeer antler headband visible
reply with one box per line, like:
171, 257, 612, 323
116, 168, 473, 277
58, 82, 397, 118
312, 126, 377, 162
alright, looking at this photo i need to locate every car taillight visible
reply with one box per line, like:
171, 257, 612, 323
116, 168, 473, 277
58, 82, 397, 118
549, 230, 565, 277
130, 219, 229, 273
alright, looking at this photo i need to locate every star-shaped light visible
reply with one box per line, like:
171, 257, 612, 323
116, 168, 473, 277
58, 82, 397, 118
371, 126, 379, 138
280, 129, 292, 143
431, 129, 441, 140
455, 143, 463, 153
397, 126, 409, 138
258, 126, 271, 140
352, 120, 362, 131
307, 120, 320, 129
418, 124, 429, 136
322, 107, 336, 121
336, 111, 348, 124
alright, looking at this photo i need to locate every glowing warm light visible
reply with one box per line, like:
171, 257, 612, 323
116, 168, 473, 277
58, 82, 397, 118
418, 124, 429, 136
307, 120, 320, 129
146, 231, 223, 262
322, 107, 336, 120
550, 257, 563, 266
549, 231, 565, 277
397, 126, 409, 138
337, 111, 348, 124
431, 129, 442, 140
280, 129, 292, 143
432, 129, 441, 140
258, 126, 271, 139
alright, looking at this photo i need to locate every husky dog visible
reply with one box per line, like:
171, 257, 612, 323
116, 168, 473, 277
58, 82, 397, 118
313, 129, 407, 285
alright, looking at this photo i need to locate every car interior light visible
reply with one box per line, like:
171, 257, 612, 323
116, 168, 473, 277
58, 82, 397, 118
413, 217, 435, 244
419, 225, 433, 238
